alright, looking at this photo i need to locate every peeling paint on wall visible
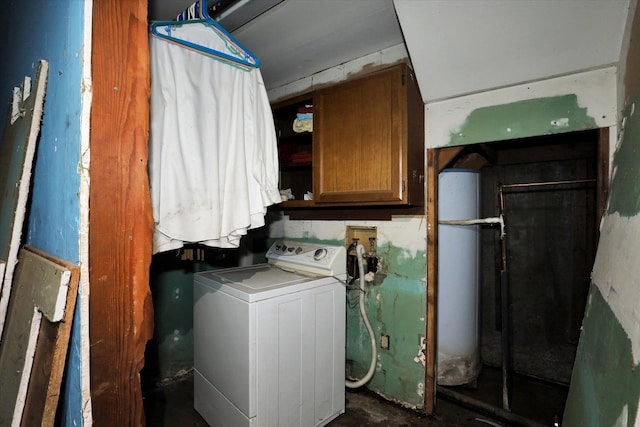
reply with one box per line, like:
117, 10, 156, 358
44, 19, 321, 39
448, 94, 597, 146
564, 52, 640, 424
426, 67, 617, 148
346, 259, 426, 408
0, 1, 89, 424
268, 44, 408, 102
378, 239, 427, 279
563, 285, 640, 427
273, 216, 427, 408
271, 217, 428, 259
607, 98, 640, 217
591, 213, 640, 367
590, 90, 640, 366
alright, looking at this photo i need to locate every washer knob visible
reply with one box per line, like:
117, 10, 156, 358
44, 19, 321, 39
313, 248, 327, 261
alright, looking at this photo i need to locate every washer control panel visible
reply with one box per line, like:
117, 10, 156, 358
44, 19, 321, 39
266, 240, 346, 277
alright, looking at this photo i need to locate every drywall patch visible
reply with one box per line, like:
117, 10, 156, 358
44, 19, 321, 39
281, 219, 345, 243
376, 217, 426, 259
278, 216, 428, 408
447, 94, 597, 146
426, 66, 616, 148
379, 244, 427, 279
340, 236, 426, 408
413, 336, 426, 367
563, 285, 640, 427
279, 216, 427, 259
608, 98, 640, 217
591, 212, 640, 364
268, 43, 408, 102
550, 117, 569, 128
372, 275, 425, 406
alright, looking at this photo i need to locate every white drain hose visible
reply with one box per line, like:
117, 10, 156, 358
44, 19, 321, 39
346, 244, 377, 388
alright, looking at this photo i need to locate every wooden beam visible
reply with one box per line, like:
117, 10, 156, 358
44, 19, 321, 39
597, 128, 610, 225
90, 0, 154, 425
425, 148, 438, 414
452, 152, 490, 170
496, 141, 596, 165
437, 146, 463, 172
476, 143, 498, 165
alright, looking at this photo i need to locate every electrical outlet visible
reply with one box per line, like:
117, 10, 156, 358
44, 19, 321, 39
380, 334, 390, 350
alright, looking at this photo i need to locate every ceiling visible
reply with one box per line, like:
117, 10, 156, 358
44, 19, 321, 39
148, 0, 632, 102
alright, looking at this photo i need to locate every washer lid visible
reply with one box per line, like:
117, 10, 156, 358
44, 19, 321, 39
194, 264, 338, 302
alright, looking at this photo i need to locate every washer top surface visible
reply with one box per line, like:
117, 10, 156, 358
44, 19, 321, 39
194, 240, 347, 303
195, 264, 340, 302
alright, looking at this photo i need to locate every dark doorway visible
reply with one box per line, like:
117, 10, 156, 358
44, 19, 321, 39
481, 130, 600, 385
435, 128, 607, 425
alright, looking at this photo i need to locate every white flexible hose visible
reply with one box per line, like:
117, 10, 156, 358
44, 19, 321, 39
345, 244, 377, 388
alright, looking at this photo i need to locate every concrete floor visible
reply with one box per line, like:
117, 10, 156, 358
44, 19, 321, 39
446, 365, 568, 425
143, 371, 515, 426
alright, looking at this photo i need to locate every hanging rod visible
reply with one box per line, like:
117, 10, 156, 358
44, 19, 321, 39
500, 178, 596, 190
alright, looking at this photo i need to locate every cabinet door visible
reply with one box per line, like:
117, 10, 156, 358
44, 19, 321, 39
314, 66, 406, 204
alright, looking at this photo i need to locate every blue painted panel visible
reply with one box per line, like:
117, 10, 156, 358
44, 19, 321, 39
0, 1, 85, 425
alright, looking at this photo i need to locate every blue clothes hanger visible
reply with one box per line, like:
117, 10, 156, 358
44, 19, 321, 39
149, 0, 260, 69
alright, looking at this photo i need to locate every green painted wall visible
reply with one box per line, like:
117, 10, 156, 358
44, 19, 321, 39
282, 233, 427, 408
345, 242, 426, 407
145, 266, 195, 382
449, 95, 597, 146
563, 285, 640, 426
607, 96, 640, 217
563, 76, 640, 424
143, 249, 239, 385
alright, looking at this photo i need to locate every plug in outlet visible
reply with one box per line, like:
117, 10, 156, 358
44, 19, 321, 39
380, 334, 390, 350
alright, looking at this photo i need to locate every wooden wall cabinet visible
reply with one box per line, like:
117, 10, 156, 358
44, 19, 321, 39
314, 64, 424, 206
274, 64, 424, 211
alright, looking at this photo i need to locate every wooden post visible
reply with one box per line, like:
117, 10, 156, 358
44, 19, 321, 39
90, 0, 154, 425
597, 128, 609, 225
425, 148, 438, 414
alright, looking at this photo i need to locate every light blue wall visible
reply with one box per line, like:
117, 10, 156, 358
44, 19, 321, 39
0, 1, 85, 425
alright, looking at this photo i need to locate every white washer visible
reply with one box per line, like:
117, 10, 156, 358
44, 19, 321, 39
193, 240, 346, 427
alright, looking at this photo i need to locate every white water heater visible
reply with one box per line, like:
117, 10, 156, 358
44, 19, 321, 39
437, 169, 481, 386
